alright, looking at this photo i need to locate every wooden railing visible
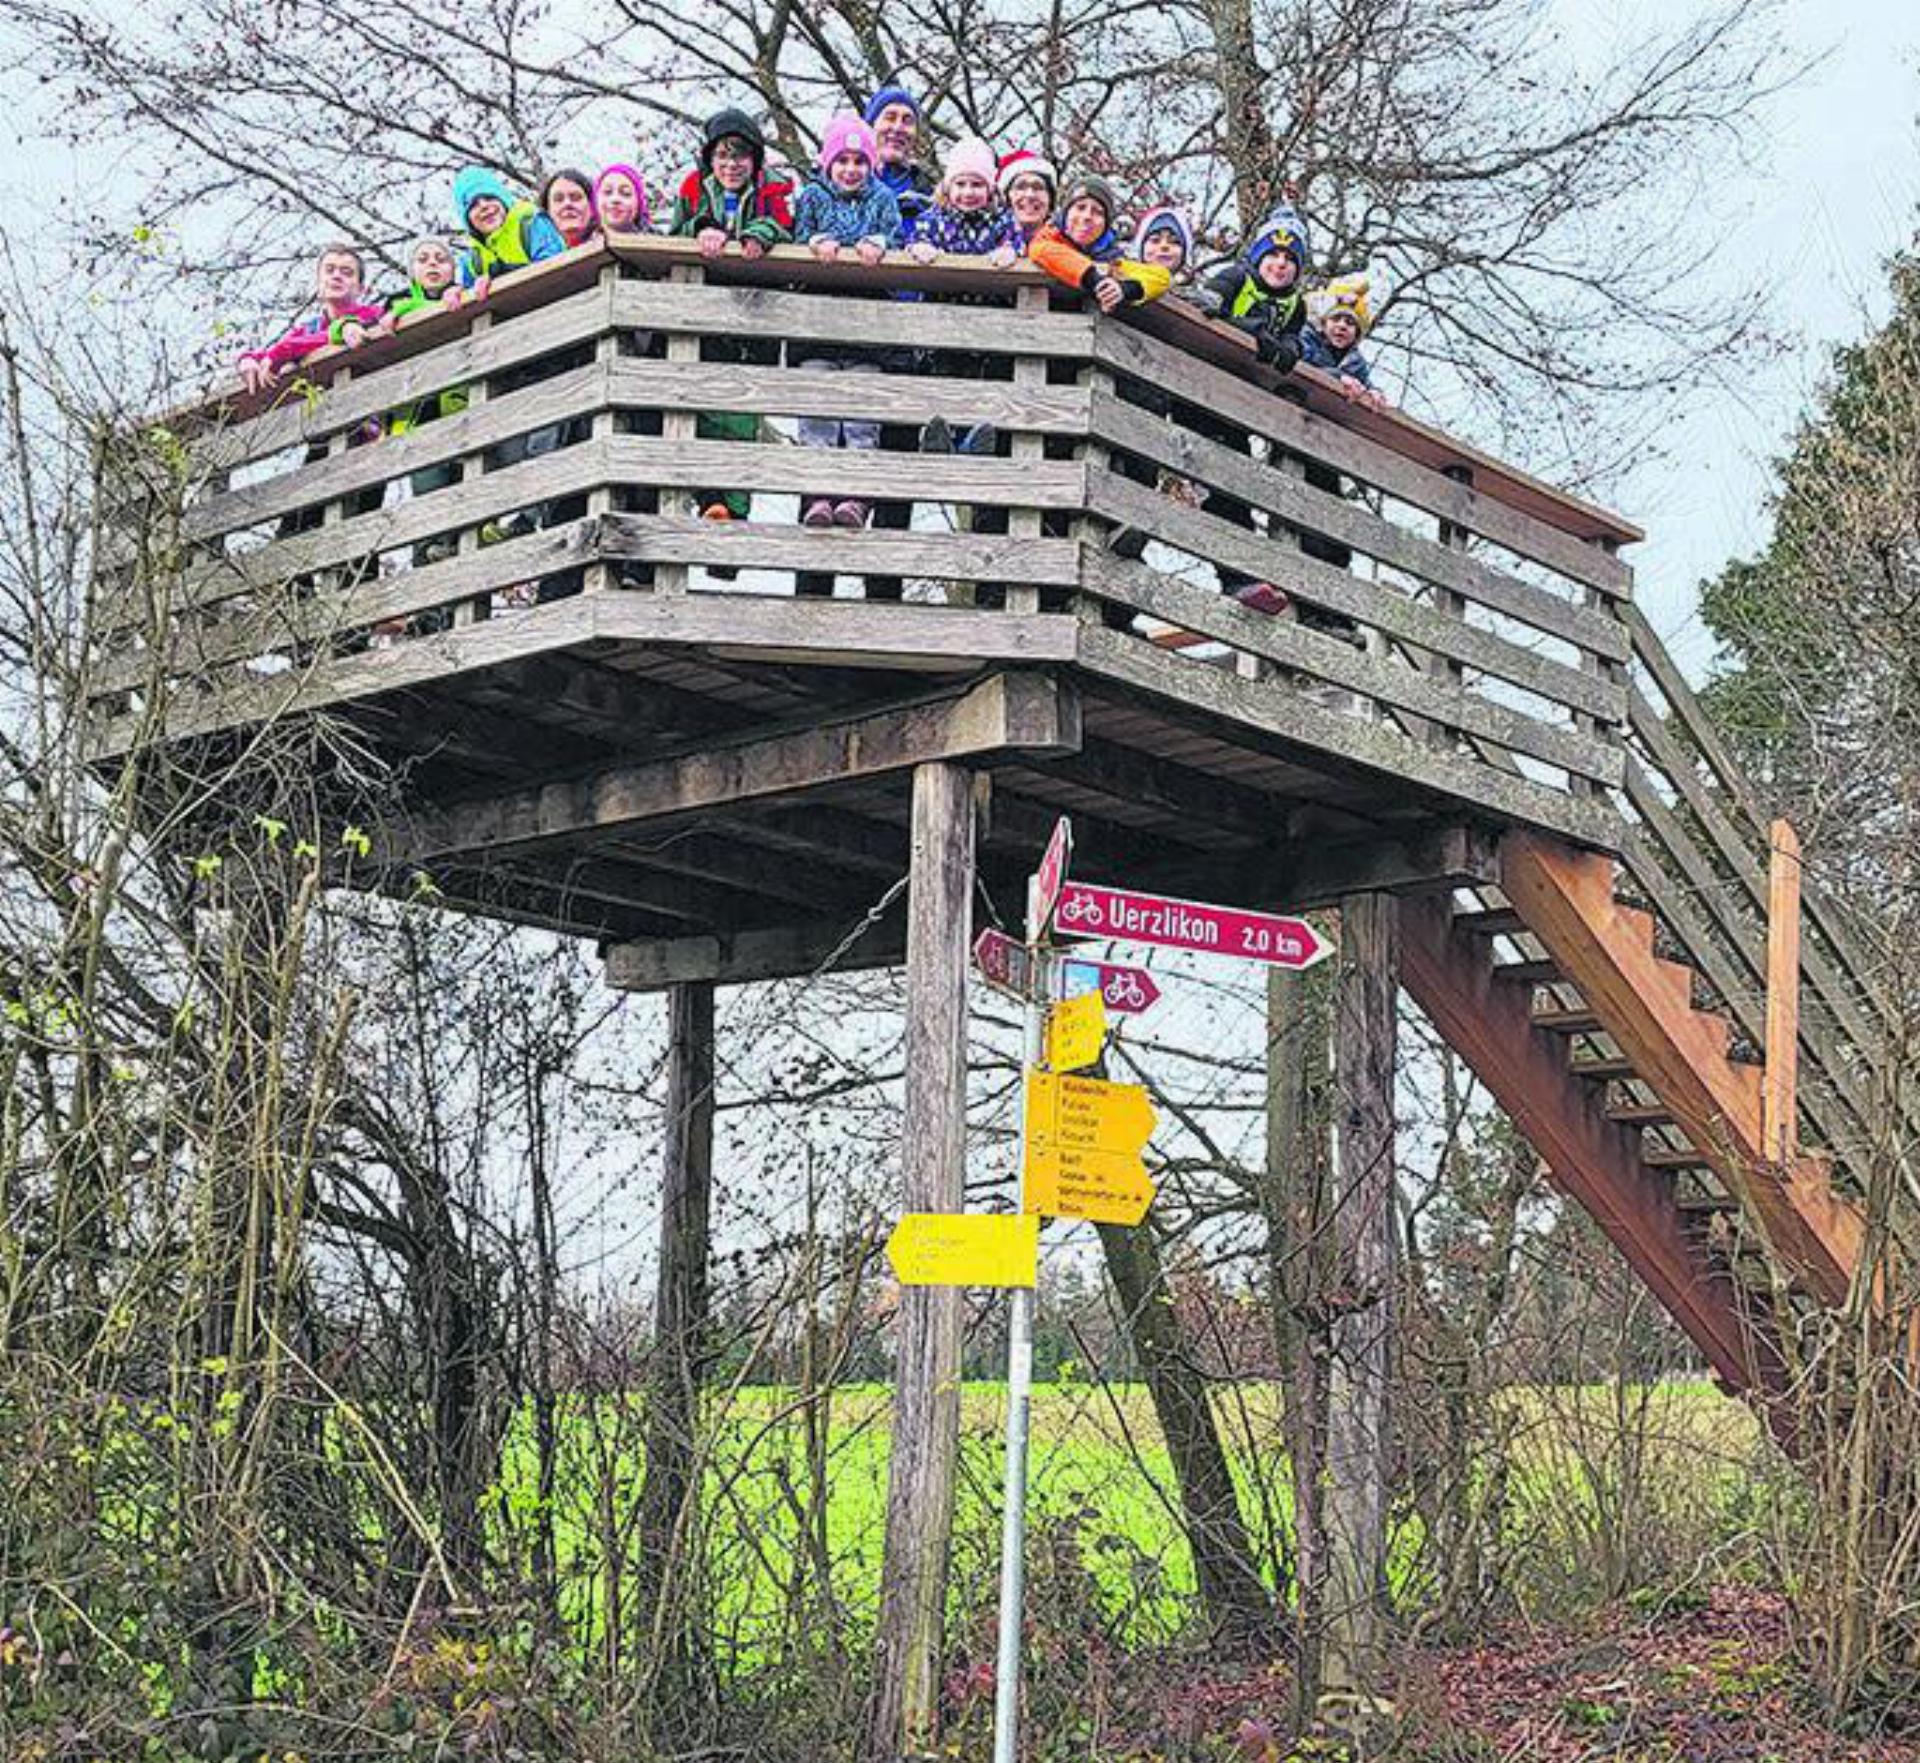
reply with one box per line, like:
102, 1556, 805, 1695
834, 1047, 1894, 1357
91, 237, 1638, 847
91, 232, 1893, 1182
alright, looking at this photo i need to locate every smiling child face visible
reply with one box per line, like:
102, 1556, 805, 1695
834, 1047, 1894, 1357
1064, 196, 1107, 247
597, 173, 643, 232
711, 137, 756, 192
1322, 311, 1360, 349
946, 171, 993, 213
1258, 251, 1298, 292
829, 148, 870, 194
466, 195, 508, 236
1140, 230, 1185, 271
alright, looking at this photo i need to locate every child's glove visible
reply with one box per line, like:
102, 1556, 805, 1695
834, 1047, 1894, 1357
1256, 331, 1300, 370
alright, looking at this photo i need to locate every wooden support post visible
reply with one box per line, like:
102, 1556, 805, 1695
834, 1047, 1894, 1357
657, 265, 704, 595
1323, 891, 1399, 1705
453, 312, 492, 626
635, 978, 717, 1713
1002, 284, 1050, 616
1764, 818, 1802, 1165
1072, 362, 1117, 630
868, 761, 976, 1763
583, 265, 622, 595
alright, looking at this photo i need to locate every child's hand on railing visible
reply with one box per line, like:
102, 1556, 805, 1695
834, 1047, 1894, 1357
907, 240, 939, 265
811, 235, 840, 262
856, 237, 886, 268
1336, 376, 1365, 404
440, 287, 467, 311
990, 245, 1018, 269
740, 237, 767, 261
237, 356, 278, 396
1358, 386, 1389, 413
697, 227, 729, 260
336, 320, 372, 349
1092, 274, 1125, 314
469, 274, 492, 303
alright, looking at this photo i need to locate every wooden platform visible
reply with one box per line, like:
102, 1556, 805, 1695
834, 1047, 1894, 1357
93, 237, 1895, 1402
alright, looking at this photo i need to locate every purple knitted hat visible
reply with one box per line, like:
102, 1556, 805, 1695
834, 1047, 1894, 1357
593, 162, 653, 232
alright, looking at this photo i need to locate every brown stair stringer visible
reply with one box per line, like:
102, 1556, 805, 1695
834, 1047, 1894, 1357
1500, 831, 1866, 1310
1402, 893, 1785, 1402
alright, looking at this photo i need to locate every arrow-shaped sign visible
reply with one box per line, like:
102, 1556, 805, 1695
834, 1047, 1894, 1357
973, 927, 1035, 999
887, 1213, 1040, 1287
1060, 958, 1163, 1016
1055, 883, 1331, 969
1023, 1069, 1159, 1224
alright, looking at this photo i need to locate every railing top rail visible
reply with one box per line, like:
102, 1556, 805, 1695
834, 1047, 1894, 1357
156, 235, 1642, 555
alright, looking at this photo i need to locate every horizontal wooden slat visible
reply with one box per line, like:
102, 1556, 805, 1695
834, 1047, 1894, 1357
85, 596, 1084, 760
1080, 550, 1624, 786
1077, 625, 1627, 853
1085, 389, 1627, 663
609, 276, 1096, 359
1090, 319, 1633, 597
189, 280, 618, 474
1085, 468, 1626, 723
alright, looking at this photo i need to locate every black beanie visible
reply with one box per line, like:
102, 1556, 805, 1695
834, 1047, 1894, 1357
702, 108, 766, 168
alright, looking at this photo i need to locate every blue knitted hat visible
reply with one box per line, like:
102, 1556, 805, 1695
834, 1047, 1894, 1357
863, 85, 921, 125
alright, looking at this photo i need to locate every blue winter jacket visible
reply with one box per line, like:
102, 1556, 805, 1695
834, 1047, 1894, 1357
793, 178, 905, 248
1300, 324, 1373, 388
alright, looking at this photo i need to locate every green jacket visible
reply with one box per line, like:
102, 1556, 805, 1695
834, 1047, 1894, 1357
668, 168, 795, 250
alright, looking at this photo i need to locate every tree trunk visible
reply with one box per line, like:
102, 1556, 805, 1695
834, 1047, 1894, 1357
636, 979, 717, 1733
867, 762, 976, 1763
1098, 1218, 1279, 1652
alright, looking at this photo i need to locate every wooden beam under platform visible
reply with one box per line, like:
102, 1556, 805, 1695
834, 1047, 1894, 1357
377, 671, 1082, 867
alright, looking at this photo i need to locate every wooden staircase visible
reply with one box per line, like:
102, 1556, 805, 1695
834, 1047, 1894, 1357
1403, 830, 1872, 1413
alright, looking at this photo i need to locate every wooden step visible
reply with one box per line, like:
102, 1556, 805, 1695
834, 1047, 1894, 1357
1606, 1101, 1674, 1127
1643, 1144, 1712, 1170
1493, 958, 1560, 985
1532, 1005, 1603, 1034
1569, 1053, 1636, 1080
1454, 905, 1524, 936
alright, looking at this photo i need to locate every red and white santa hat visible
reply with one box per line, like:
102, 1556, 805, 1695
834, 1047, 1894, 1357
996, 148, 1059, 198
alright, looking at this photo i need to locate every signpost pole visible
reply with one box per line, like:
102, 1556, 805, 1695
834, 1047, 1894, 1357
992, 874, 1047, 1763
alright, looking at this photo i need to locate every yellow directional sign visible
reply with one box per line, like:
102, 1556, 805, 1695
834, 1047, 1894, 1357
886, 1213, 1040, 1288
1022, 1070, 1159, 1225
1044, 990, 1108, 1073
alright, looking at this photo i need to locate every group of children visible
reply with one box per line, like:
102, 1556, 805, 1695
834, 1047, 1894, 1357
238, 88, 1387, 612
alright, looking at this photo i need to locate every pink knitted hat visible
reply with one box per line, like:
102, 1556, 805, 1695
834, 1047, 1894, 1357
943, 136, 998, 189
593, 163, 653, 232
819, 113, 878, 176
997, 148, 1058, 197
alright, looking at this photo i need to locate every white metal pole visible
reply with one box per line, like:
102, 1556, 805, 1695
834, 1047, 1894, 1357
991, 878, 1046, 1763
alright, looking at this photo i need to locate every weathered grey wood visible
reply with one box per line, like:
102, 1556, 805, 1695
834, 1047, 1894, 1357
376, 672, 1081, 866
1086, 391, 1627, 662
635, 979, 716, 1711
611, 276, 1096, 360
183, 361, 611, 541
868, 761, 976, 1763
1625, 602, 1891, 1032
1627, 689, 1880, 1082
606, 357, 1093, 433
1324, 890, 1400, 1698
1091, 321, 1633, 597
187, 281, 618, 475
605, 902, 910, 990
1075, 624, 1627, 852
1086, 468, 1625, 723
1081, 551, 1624, 786
88, 596, 1085, 758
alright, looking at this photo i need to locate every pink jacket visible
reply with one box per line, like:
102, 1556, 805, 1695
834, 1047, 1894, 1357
241, 301, 386, 373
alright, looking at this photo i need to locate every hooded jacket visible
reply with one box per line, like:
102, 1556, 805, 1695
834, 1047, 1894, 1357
670, 112, 794, 246
1028, 179, 1171, 305
1131, 205, 1195, 277
451, 167, 566, 286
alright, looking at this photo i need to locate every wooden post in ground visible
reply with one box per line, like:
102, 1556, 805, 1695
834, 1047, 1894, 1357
1323, 892, 1400, 1705
636, 979, 717, 1725
868, 761, 977, 1763
1764, 819, 1802, 1165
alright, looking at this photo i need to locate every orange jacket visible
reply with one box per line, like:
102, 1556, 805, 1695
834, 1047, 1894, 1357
1028, 225, 1172, 306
